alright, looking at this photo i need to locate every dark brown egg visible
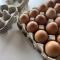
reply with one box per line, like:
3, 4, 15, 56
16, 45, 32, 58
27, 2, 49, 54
1, 5, 8, 11
35, 15, 47, 25
54, 3, 60, 13
34, 30, 48, 44
46, 22, 58, 34
53, 0, 60, 3
47, 0, 55, 8
26, 21, 38, 33
46, 8, 56, 19
57, 35, 60, 44
9, 6, 16, 14
37, 4, 48, 12
19, 14, 29, 24
55, 17, 60, 27
29, 9, 39, 18
45, 41, 60, 57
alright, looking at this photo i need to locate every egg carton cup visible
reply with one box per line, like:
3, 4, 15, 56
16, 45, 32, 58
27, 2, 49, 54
17, 20, 60, 60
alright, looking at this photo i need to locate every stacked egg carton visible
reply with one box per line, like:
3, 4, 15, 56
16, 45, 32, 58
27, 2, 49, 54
17, 0, 60, 60
0, 4, 18, 33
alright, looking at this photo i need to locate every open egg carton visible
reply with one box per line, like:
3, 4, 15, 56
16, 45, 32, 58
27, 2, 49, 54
17, 0, 60, 60
0, 0, 29, 33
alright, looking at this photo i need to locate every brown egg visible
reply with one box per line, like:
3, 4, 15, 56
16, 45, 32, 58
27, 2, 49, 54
46, 8, 56, 19
46, 22, 58, 34
45, 41, 60, 57
57, 35, 60, 44
35, 15, 47, 25
26, 21, 38, 33
19, 14, 29, 24
34, 30, 48, 44
37, 4, 48, 12
53, 0, 60, 3
47, 0, 55, 8
29, 9, 39, 18
54, 3, 60, 13
55, 17, 60, 27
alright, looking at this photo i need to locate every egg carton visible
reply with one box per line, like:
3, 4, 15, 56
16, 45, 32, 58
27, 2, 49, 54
0, 0, 29, 33
17, 20, 60, 60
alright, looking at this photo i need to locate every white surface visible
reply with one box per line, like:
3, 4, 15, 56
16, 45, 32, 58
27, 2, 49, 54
0, 0, 46, 60
0, 23, 43, 60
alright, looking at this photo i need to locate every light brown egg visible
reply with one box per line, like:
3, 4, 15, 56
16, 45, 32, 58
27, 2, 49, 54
46, 22, 58, 34
26, 21, 38, 33
29, 9, 39, 18
57, 35, 60, 44
46, 8, 56, 19
54, 3, 60, 13
37, 4, 48, 12
19, 14, 29, 24
55, 17, 60, 27
45, 41, 60, 57
47, 0, 55, 8
35, 15, 47, 25
34, 30, 48, 44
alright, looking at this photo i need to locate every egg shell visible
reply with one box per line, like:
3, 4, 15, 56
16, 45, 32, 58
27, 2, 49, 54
34, 30, 48, 44
26, 21, 38, 33
55, 17, 60, 27
37, 4, 48, 12
54, 3, 60, 13
45, 41, 60, 57
46, 8, 56, 19
29, 9, 39, 18
19, 14, 29, 24
35, 15, 47, 25
47, 0, 55, 8
46, 22, 58, 35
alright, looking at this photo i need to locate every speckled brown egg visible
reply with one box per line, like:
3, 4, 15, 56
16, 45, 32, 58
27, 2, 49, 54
34, 30, 48, 44
37, 4, 48, 12
54, 3, 60, 13
26, 21, 38, 33
45, 41, 60, 57
57, 35, 60, 44
46, 22, 58, 34
29, 9, 39, 18
55, 17, 60, 27
35, 15, 47, 25
47, 0, 55, 8
46, 8, 56, 19
19, 14, 29, 24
